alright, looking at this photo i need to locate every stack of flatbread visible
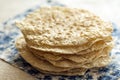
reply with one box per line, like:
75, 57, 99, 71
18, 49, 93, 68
15, 7, 114, 76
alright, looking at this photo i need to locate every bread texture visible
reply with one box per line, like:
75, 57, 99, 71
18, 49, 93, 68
16, 6, 113, 54
15, 37, 111, 73
15, 7, 113, 76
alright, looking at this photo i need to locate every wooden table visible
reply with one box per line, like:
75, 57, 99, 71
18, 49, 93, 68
0, 0, 120, 79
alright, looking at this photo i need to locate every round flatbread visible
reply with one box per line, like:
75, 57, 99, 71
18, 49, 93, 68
34, 67, 87, 76
33, 50, 111, 69
26, 36, 112, 54
15, 37, 89, 75
28, 41, 113, 63
16, 6, 113, 54
15, 37, 112, 76
31, 44, 112, 68
15, 37, 70, 72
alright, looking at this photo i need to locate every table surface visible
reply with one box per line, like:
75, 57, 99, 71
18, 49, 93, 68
0, 0, 120, 79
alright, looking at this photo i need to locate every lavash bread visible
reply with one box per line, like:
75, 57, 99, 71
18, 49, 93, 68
16, 7, 113, 54
28, 41, 113, 63
15, 37, 87, 75
15, 6, 114, 76
15, 37, 110, 75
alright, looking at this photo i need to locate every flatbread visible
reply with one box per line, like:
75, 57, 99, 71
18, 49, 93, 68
27, 36, 113, 55
15, 37, 88, 75
27, 36, 112, 54
15, 37, 70, 72
16, 6, 113, 54
29, 41, 113, 63
42, 56, 111, 68
15, 37, 111, 75
28, 39, 108, 56
31, 44, 112, 68
63, 41, 113, 63
82, 56, 111, 68
33, 50, 111, 69
34, 67, 87, 76
32, 49, 101, 63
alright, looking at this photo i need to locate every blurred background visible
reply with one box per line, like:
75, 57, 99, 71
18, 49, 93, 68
0, 0, 120, 26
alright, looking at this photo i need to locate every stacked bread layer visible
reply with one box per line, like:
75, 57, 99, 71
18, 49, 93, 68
16, 7, 113, 75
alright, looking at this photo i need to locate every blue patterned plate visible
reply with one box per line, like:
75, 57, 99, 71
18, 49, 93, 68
0, 1, 120, 80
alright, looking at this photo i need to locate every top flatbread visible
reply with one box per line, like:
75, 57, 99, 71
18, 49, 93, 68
16, 7, 113, 47
16, 7, 113, 54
